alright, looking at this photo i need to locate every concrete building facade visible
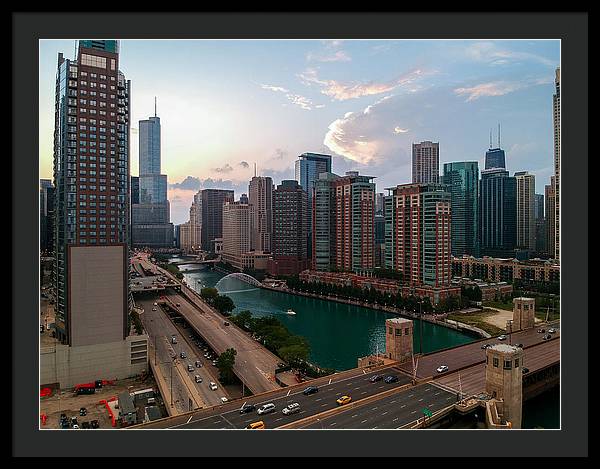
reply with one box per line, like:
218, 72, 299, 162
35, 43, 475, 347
545, 178, 556, 259
485, 344, 523, 429
412, 141, 439, 184
385, 317, 413, 363
200, 189, 234, 252
451, 255, 560, 283
248, 176, 273, 253
222, 201, 252, 270
515, 171, 536, 251
553, 68, 561, 261
512, 297, 535, 331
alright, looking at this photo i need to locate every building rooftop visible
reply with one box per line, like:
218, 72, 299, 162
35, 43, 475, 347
386, 317, 413, 325
489, 344, 520, 354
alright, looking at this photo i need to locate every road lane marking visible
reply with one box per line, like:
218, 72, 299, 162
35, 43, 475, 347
361, 419, 368, 424
186, 416, 193, 424
287, 390, 291, 397
352, 414, 358, 418
381, 411, 388, 416
328, 379, 332, 385
321, 403, 328, 407
400, 405, 406, 408
372, 407, 378, 411
418, 398, 423, 402
361, 391, 367, 395
330, 422, 337, 426
354, 387, 360, 390
408, 394, 414, 398
393, 418, 398, 422
411, 410, 416, 414
315, 398, 322, 402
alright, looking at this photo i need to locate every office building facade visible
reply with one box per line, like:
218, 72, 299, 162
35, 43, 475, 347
222, 201, 252, 270
553, 68, 560, 261
515, 171, 536, 251
384, 184, 452, 287
485, 147, 506, 170
545, 178, 556, 258
479, 169, 517, 258
412, 141, 439, 184
248, 176, 273, 253
200, 189, 234, 252
40, 179, 55, 253
269, 180, 308, 275
443, 161, 479, 257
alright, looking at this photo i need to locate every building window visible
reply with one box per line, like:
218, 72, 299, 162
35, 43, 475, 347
493, 357, 499, 368
515, 358, 519, 368
503, 360, 512, 370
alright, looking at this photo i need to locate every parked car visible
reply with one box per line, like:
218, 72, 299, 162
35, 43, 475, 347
303, 386, 319, 395
79, 407, 87, 416
282, 403, 301, 415
370, 375, 383, 383
522, 367, 529, 374
436, 365, 449, 373
515, 343, 524, 348
537, 328, 545, 333
543, 334, 552, 340
384, 375, 399, 384
257, 403, 276, 415
176, 303, 181, 307
336, 395, 352, 406
240, 403, 256, 414
212, 360, 218, 366
224, 321, 230, 326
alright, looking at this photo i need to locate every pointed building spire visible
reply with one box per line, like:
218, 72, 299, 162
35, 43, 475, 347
490, 128, 493, 149
498, 123, 501, 148
154, 96, 157, 117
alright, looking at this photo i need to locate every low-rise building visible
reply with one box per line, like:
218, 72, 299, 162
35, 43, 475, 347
452, 255, 559, 283
451, 277, 513, 302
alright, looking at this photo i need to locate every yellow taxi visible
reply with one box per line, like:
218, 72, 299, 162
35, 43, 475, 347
246, 421, 265, 429
336, 395, 352, 406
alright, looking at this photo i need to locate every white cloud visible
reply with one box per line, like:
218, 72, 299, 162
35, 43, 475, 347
299, 68, 429, 101
465, 42, 556, 67
307, 49, 351, 63
260, 84, 289, 93
394, 127, 409, 134
454, 75, 554, 102
260, 82, 322, 110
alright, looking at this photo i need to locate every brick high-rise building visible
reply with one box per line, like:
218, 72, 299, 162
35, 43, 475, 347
269, 180, 308, 275
412, 141, 439, 184
47, 40, 147, 389
200, 189, 234, 252
312, 171, 375, 272
384, 183, 452, 287
248, 176, 273, 253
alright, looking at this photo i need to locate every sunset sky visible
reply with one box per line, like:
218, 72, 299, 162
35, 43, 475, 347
39, 39, 560, 225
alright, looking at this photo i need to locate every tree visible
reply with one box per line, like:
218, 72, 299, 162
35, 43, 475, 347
231, 310, 253, 330
278, 342, 310, 368
217, 348, 237, 384
214, 295, 235, 315
200, 287, 219, 304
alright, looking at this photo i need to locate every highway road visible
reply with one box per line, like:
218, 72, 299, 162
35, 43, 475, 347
162, 288, 282, 395
137, 297, 227, 409
400, 324, 561, 378
301, 383, 456, 429
136, 367, 411, 429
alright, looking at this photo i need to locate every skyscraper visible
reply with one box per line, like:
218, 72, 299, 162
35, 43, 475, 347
545, 178, 556, 258
200, 189, 234, 252
312, 171, 375, 272
48, 40, 147, 388
269, 180, 308, 275
534, 193, 546, 255
248, 176, 273, 253
479, 169, 517, 258
295, 152, 332, 258
384, 184, 452, 287
40, 179, 55, 253
553, 68, 560, 261
412, 141, 439, 184
130, 176, 139, 205
515, 171, 536, 251
222, 201, 252, 270
485, 126, 506, 170
131, 103, 173, 248
443, 162, 479, 257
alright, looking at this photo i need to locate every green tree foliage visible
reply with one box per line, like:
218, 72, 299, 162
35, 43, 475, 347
213, 295, 235, 315
200, 287, 219, 304
217, 348, 237, 384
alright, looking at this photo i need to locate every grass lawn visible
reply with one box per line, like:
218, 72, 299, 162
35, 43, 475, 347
483, 300, 514, 311
447, 310, 507, 336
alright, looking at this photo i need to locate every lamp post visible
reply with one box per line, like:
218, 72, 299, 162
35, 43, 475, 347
419, 300, 424, 355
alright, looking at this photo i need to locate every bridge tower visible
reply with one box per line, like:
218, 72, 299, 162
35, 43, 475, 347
385, 317, 413, 363
512, 297, 536, 332
485, 344, 523, 429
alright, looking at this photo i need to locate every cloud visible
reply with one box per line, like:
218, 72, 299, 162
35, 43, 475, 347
307, 49, 351, 63
168, 176, 202, 191
239, 161, 250, 168
214, 163, 234, 173
299, 68, 429, 101
260, 83, 322, 110
394, 127, 409, 134
454, 75, 554, 102
273, 148, 288, 160
465, 42, 556, 67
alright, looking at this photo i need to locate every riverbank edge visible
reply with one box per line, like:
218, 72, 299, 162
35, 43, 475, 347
259, 284, 486, 339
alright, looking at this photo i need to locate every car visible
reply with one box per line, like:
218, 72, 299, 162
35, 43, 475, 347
195, 360, 202, 368
209, 382, 218, 391
548, 328, 557, 334
257, 403, 276, 415
240, 403, 256, 414
220, 397, 228, 403
224, 321, 230, 326
384, 375, 399, 384
79, 407, 87, 416
189, 335, 194, 339
212, 360, 218, 366
436, 365, 449, 373
370, 375, 383, 383
537, 328, 545, 333
543, 334, 552, 340
303, 386, 319, 395
246, 421, 265, 429
187, 364, 194, 372
497, 335, 507, 341
336, 395, 352, 406
176, 303, 181, 307
515, 343, 524, 348
72, 424, 80, 429
282, 403, 301, 415
522, 367, 529, 374
481, 343, 491, 349
90, 420, 99, 429
180, 352, 186, 359
70, 417, 78, 427
171, 337, 177, 344
195, 375, 202, 383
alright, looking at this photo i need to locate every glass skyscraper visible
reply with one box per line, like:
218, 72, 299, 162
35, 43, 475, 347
484, 147, 506, 170
443, 162, 479, 257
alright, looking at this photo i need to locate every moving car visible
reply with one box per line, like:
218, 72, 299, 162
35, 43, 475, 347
180, 352, 186, 359
240, 403, 256, 414
209, 382, 218, 391
436, 365, 449, 373
282, 403, 301, 415
336, 395, 352, 406
384, 375, 399, 384
153, 302, 158, 306
543, 334, 552, 340
548, 328, 557, 334
187, 364, 194, 372
195, 375, 202, 383
152, 307, 157, 311
257, 403, 276, 415
537, 328, 545, 333
370, 375, 383, 383
247, 421, 265, 429
195, 360, 202, 368
212, 360, 218, 366
481, 343, 491, 349
497, 335, 507, 341
303, 386, 319, 395
515, 343, 524, 348
220, 397, 228, 403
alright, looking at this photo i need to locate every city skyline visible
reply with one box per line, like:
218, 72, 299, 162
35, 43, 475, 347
39, 39, 560, 225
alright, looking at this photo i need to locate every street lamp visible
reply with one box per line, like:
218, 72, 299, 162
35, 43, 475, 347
419, 300, 424, 355
170, 356, 177, 408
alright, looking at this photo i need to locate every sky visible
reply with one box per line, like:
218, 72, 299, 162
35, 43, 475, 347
39, 39, 560, 225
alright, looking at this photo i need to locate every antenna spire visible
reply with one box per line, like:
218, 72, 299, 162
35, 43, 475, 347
489, 129, 492, 149
498, 123, 501, 148
154, 96, 157, 117
254, 162, 257, 178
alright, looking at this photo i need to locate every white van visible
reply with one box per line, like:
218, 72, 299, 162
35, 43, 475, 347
282, 403, 300, 415
257, 403, 276, 415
